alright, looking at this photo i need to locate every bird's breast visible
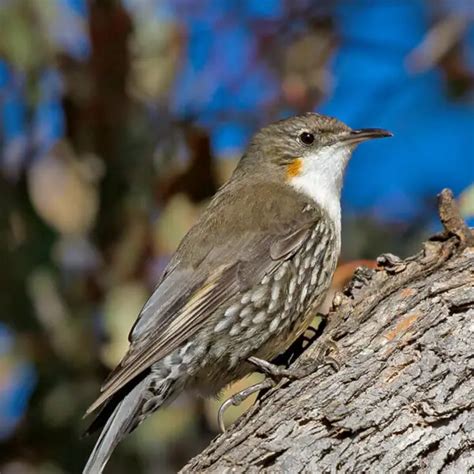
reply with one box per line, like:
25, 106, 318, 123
201, 221, 338, 386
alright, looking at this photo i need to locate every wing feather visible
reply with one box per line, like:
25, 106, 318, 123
86, 265, 239, 414
86, 185, 322, 415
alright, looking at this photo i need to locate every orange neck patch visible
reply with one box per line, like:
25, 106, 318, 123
286, 158, 303, 179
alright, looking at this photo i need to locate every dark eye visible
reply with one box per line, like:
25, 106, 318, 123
299, 132, 315, 145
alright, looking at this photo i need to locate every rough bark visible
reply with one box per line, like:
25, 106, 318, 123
182, 190, 474, 473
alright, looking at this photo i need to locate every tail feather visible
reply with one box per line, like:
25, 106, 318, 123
83, 377, 148, 474
83, 374, 177, 474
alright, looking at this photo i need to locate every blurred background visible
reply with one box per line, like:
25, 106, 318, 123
0, 0, 473, 472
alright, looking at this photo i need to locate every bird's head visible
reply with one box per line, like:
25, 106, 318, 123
236, 112, 392, 221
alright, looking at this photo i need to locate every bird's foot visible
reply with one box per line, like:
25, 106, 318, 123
249, 338, 340, 381
217, 339, 340, 433
217, 378, 275, 433
248, 356, 303, 380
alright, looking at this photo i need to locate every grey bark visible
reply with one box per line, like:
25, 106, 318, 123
182, 190, 474, 474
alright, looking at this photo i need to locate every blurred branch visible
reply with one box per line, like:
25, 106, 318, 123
156, 124, 218, 205
406, 14, 469, 72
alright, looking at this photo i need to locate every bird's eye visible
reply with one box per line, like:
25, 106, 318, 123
299, 132, 315, 146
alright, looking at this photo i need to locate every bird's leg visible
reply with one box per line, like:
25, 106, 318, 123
248, 356, 302, 380
248, 337, 340, 381
218, 338, 341, 433
217, 378, 275, 433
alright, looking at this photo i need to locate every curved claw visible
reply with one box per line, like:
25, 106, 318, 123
218, 398, 234, 433
217, 379, 275, 433
324, 355, 340, 373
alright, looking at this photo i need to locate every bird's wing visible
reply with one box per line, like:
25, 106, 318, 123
86, 184, 320, 414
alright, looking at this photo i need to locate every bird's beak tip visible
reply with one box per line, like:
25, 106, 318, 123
349, 128, 393, 141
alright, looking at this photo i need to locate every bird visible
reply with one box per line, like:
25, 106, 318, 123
83, 112, 392, 473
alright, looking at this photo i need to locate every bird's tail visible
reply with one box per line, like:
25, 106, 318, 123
83, 377, 147, 474
83, 374, 175, 474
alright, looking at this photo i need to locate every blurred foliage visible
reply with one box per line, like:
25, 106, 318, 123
0, 0, 54, 73
0, 1, 473, 473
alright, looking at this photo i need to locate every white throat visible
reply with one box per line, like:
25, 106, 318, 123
289, 145, 351, 238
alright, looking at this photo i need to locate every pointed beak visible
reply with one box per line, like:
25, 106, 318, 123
338, 128, 393, 145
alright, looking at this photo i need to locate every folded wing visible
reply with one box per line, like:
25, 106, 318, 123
86, 183, 321, 415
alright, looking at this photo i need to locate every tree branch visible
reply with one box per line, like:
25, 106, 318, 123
182, 189, 474, 473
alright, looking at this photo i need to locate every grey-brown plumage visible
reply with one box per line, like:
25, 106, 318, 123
83, 113, 391, 473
